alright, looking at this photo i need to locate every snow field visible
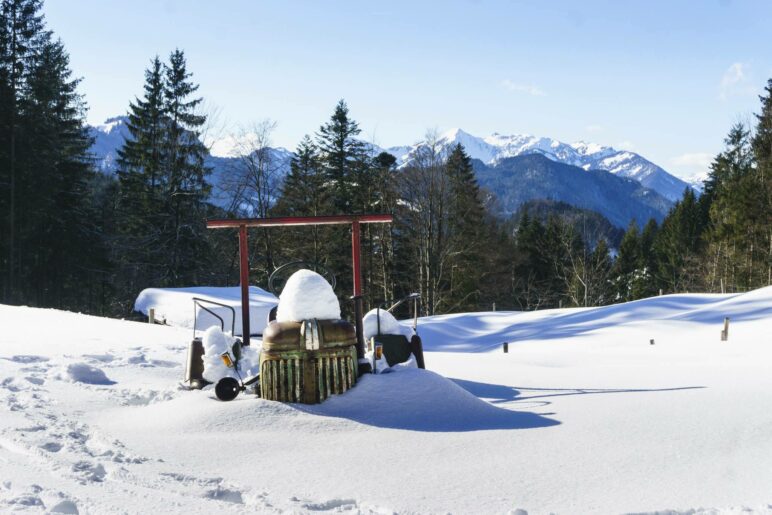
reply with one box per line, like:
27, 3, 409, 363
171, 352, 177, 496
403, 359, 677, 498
0, 288, 770, 513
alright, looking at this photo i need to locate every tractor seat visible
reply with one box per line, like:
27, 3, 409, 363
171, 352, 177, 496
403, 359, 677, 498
371, 333, 426, 369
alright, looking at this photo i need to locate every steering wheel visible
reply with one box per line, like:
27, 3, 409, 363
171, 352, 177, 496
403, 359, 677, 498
268, 261, 337, 296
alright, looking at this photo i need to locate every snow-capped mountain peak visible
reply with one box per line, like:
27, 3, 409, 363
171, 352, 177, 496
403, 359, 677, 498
386, 129, 693, 202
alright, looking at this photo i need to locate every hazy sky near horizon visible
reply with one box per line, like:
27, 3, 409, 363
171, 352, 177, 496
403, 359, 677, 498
45, 0, 772, 179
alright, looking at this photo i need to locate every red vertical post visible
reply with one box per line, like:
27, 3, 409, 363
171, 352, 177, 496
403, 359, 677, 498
351, 220, 368, 373
351, 220, 362, 296
238, 224, 251, 346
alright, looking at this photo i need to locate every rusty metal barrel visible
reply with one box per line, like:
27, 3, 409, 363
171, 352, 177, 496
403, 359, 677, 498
260, 319, 357, 404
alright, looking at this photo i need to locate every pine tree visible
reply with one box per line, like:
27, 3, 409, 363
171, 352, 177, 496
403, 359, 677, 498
636, 218, 660, 298
611, 221, 641, 301
703, 123, 757, 291
0, 1, 104, 310
315, 99, 369, 213
0, 0, 46, 303
21, 38, 106, 308
115, 57, 168, 297
750, 78, 772, 286
655, 188, 704, 292
512, 210, 555, 309
445, 143, 486, 310
273, 135, 333, 267
161, 49, 211, 286
114, 50, 212, 308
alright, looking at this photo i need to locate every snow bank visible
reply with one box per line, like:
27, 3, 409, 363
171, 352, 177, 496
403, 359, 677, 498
276, 269, 340, 322
307, 367, 556, 431
64, 363, 116, 385
417, 287, 772, 352
134, 286, 277, 336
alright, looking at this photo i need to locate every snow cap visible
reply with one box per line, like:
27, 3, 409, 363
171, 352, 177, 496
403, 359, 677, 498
276, 269, 340, 322
363, 308, 411, 341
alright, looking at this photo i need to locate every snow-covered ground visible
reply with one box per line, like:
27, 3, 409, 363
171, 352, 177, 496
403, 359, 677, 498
1, 288, 771, 514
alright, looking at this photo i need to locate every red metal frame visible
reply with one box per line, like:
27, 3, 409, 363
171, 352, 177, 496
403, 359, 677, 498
207, 214, 393, 348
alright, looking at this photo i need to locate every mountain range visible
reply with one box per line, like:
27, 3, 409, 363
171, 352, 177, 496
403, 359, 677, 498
87, 117, 696, 228
378, 128, 695, 203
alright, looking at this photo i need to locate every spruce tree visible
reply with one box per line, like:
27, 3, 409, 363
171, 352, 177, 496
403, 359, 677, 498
655, 189, 704, 292
445, 143, 486, 310
315, 99, 369, 213
0, 0, 45, 303
703, 123, 757, 291
611, 221, 641, 301
0, 0, 104, 310
162, 49, 211, 286
312, 100, 374, 308
114, 50, 212, 308
115, 57, 168, 297
751, 78, 772, 286
274, 135, 333, 267
636, 218, 660, 298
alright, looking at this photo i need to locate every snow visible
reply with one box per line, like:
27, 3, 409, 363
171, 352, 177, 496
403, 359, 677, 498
134, 285, 277, 336
1, 287, 771, 513
200, 326, 261, 383
275, 269, 340, 322
63, 363, 116, 385
391, 129, 694, 202
362, 308, 413, 341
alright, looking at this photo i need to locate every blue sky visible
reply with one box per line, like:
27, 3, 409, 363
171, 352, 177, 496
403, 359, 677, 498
45, 0, 772, 179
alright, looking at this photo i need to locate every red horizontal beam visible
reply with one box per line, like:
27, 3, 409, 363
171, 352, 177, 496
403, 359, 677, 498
207, 214, 393, 229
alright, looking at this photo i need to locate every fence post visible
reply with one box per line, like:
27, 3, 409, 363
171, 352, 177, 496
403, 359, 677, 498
148, 308, 155, 324
721, 317, 729, 341
503, 342, 508, 353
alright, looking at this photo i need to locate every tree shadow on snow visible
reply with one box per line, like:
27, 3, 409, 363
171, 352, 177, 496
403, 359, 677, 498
418, 292, 771, 353
451, 378, 705, 404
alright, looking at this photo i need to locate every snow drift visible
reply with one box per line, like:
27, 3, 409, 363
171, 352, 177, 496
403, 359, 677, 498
134, 285, 277, 336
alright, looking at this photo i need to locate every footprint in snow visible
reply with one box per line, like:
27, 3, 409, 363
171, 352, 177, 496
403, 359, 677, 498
39, 441, 63, 453
301, 498, 360, 512
71, 461, 106, 483
1, 355, 49, 364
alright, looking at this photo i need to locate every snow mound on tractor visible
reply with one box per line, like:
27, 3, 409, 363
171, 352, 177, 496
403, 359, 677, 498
363, 308, 414, 341
276, 269, 340, 322
201, 326, 260, 383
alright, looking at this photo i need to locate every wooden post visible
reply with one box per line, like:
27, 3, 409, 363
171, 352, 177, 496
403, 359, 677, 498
721, 317, 729, 341
559, 300, 562, 309
659, 289, 663, 296
503, 342, 508, 353
492, 302, 496, 312
148, 308, 155, 324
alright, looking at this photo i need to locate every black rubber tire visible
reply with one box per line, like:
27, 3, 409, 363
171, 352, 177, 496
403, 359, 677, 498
215, 377, 241, 401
